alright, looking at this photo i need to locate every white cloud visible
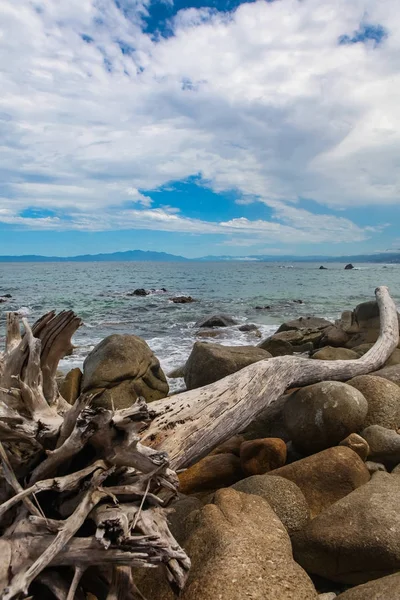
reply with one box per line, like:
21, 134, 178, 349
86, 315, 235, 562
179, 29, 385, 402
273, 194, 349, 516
0, 0, 398, 246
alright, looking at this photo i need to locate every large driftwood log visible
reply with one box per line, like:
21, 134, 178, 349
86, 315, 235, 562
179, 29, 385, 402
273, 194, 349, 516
142, 286, 399, 469
0, 286, 398, 598
0, 313, 190, 600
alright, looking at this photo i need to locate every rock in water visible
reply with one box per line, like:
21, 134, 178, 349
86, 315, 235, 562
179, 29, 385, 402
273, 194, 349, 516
136, 489, 319, 600
232, 474, 310, 536
81, 334, 168, 408
335, 573, 400, 599
239, 438, 287, 475
283, 382, 368, 454
344, 263, 354, 270
319, 266, 328, 270
268, 447, 370, 518
292, 472, 400, 585
170, 296, 195, 303
184, 341, 271, 390
195, 314, 237, 328
347, 375, 400, 429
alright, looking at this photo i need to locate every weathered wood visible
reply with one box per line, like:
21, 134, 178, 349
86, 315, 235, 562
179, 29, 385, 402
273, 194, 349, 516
142, 286, 399, 469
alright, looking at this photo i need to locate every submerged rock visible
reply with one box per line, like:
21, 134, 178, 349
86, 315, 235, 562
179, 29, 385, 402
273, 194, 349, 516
184, 341, 271, 390
195, 314, 237, 328
128, 288, 149, 296
170, 295, 195, 303
344, 263, 354, 270
81, 333, 168, 408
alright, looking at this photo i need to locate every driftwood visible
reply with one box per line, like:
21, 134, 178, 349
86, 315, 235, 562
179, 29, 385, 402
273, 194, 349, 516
0, 286, 398, 598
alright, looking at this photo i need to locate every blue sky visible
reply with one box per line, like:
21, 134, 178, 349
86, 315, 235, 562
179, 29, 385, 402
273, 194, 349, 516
0, 0, 399, 258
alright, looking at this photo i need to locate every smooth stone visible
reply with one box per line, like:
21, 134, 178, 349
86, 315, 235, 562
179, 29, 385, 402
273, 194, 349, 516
81, 334, 168, 407
195, 314, 237, 328
238, 323, 259, 333
277, 317, 332, 333
268, 447, 370, 518
370, 364, 400, 386
243, 394, 291, 442
336, 573, 400, 599
136, 489, 319, 600
240, 438, 287, 476
258, 337, 294, 356
319, 266, 328, 270
365, 460, 387, 475
361, 425, 400, 466
319, 595, 337, 600
167, 364, 186, 378
283, 382, 368, 454
184, 341, 271, 390
292, 472, 400, 585
352, 342, 374, 356
232, 474, 310, 535
209, 435, 245, 457
338, 433, 369, 461
167, 494, 203, 545
384, 347, 400, 366
178, 453, 244, 495
312, 347, 359, 361
347, 375, 400, 429
59, 368, 82, 404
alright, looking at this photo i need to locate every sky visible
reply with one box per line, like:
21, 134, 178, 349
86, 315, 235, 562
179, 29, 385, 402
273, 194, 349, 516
0, 0, 400, 258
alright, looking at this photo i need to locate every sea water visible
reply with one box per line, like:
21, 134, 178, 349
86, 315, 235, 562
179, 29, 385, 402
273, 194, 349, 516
1, 261, 399, 385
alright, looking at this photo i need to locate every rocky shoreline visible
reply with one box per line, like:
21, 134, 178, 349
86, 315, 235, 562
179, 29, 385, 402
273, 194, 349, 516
58, 297, 400, 599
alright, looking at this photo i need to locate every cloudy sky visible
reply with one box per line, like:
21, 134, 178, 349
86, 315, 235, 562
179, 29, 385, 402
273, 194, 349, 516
0, 0, 399, 257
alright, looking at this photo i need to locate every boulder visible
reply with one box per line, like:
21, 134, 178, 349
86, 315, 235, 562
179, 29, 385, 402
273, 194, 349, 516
370, 364, 400, 386
338, 433, 369, 461
136, 488, 319, 600
268, 447, 370, 518
178, 453, 244, 495
184, 342, 271, 390
258, 337, 294, 356
319, 266, 328, 270
392, 463, 400, 474
292, 472, 400, 584
352, 342, 374, 356
167, 494, 203, 545
81, 334, 168, 408
347, 375, 400, 429
239, 438, 287, 476
238, 323, 260, 333
170, 295, 195, 303
167, 364, 186, 378
283, 382, 368, 454
129, 288, 149, 296
232, 474, 310, 536
342, 300, 400, 349
319, 326, 350, 348
365, 460, 387, 475
344, 263, 354, 269
209, 435, 245, 457
312, 347, 358, 361
195, 314, 237, 328
336, 573, 400, 600
384, 347, 400, 366
59, 368, 82, 404
243, 394, 292, 442
277, 317, 332, 333
360, 425, 400, 466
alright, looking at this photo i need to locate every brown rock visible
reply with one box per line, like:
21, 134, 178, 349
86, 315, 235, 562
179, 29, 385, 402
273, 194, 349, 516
365, 460, 387, 474
360, 425, 400, 466
312, 347, 359, 361
339, 433, 369, 461
81, 334, 168, 408
178, 453, 243, 495
292, 472, 400, 584
258, 337, 294, 356
59, 368, 82, 404
319, 326, 350, 348
336, 573, 400, 600
232, 474, 310, 535
385, 347, 400, 366
268, 447, 370, 517
136, 488, 319, 600
184, 341, 271, 390
370, 364, 400, 386
240, 438, 287, 476
347, 374, 400, 429
277, 317, 332, 333
283, 382, 368, 454
170, 296, 195, 303
167, 495, 203, 545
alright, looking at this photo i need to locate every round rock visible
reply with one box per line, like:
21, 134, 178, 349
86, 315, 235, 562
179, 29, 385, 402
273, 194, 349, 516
347, 374, 400, 429
239, 438, 287, 476
283, 381, 368, 454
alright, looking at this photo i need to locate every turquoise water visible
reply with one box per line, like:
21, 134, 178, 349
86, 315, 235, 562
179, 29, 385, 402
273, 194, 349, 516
1, 261, 399, 378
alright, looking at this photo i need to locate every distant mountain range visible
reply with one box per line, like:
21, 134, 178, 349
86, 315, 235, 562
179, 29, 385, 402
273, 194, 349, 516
0, 249, 399, 263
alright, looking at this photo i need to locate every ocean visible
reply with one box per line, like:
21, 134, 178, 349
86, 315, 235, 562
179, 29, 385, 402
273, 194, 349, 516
1, 261, 399, 389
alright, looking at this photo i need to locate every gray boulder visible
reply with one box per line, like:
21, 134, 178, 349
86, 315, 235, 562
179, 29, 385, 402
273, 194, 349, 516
347, 375, 400, 429
283, 382, 368, 454
336, 573, 400, 599
292, 472, 400, 584
371, 364, 400, 386
258, 337, 294, 356
184, 342, 271, 390
82, 334, 168, 408
277, 316, 332, 333
232, 474, 310, 535
360, 425, 400, 466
